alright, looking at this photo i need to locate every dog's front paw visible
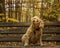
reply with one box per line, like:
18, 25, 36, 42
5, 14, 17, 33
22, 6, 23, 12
40, 43, 44, 46
24, 43, 29, 46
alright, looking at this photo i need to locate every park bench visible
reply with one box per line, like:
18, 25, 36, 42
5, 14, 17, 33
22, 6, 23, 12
0, 22, 60, 48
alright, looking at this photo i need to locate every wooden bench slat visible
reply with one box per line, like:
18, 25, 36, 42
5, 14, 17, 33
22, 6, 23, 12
44, 28, 60, 34
0, 22, 60, 27
0, 46, 60, 48
0, 35, 60, 42
0, 28, 60, 34
0, 22, 30, 27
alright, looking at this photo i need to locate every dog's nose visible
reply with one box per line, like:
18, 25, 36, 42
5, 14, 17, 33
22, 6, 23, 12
37, 20, 38, 22
33, 20, 35, 22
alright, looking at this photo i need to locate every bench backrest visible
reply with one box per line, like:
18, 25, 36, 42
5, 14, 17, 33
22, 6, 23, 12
0, 22, 60, 45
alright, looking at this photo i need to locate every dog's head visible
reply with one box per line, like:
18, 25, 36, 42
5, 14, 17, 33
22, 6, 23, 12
31, 16, 44, 28
31, 16, 40, 26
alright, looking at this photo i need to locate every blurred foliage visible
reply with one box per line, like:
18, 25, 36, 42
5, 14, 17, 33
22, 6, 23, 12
0, 0, 60, 22
43, 0, 60, 22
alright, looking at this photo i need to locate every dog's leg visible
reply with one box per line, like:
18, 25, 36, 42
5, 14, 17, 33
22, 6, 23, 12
22, 34, 29, 46
40, 29, 43, 46
24, 38, 29, 46
40, 36, 43, 46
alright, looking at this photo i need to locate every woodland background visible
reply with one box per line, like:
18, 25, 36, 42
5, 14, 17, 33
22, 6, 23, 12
0, 0, 60, 22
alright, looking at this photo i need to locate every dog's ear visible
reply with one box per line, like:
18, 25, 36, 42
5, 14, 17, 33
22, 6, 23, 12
39, 19, 44, 28
31, 17, 33, 22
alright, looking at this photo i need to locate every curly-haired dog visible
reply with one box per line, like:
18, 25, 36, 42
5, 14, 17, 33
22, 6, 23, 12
21, 16, 44, 46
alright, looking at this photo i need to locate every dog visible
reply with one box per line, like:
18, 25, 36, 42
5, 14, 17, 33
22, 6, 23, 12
21, 16, 44, 46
